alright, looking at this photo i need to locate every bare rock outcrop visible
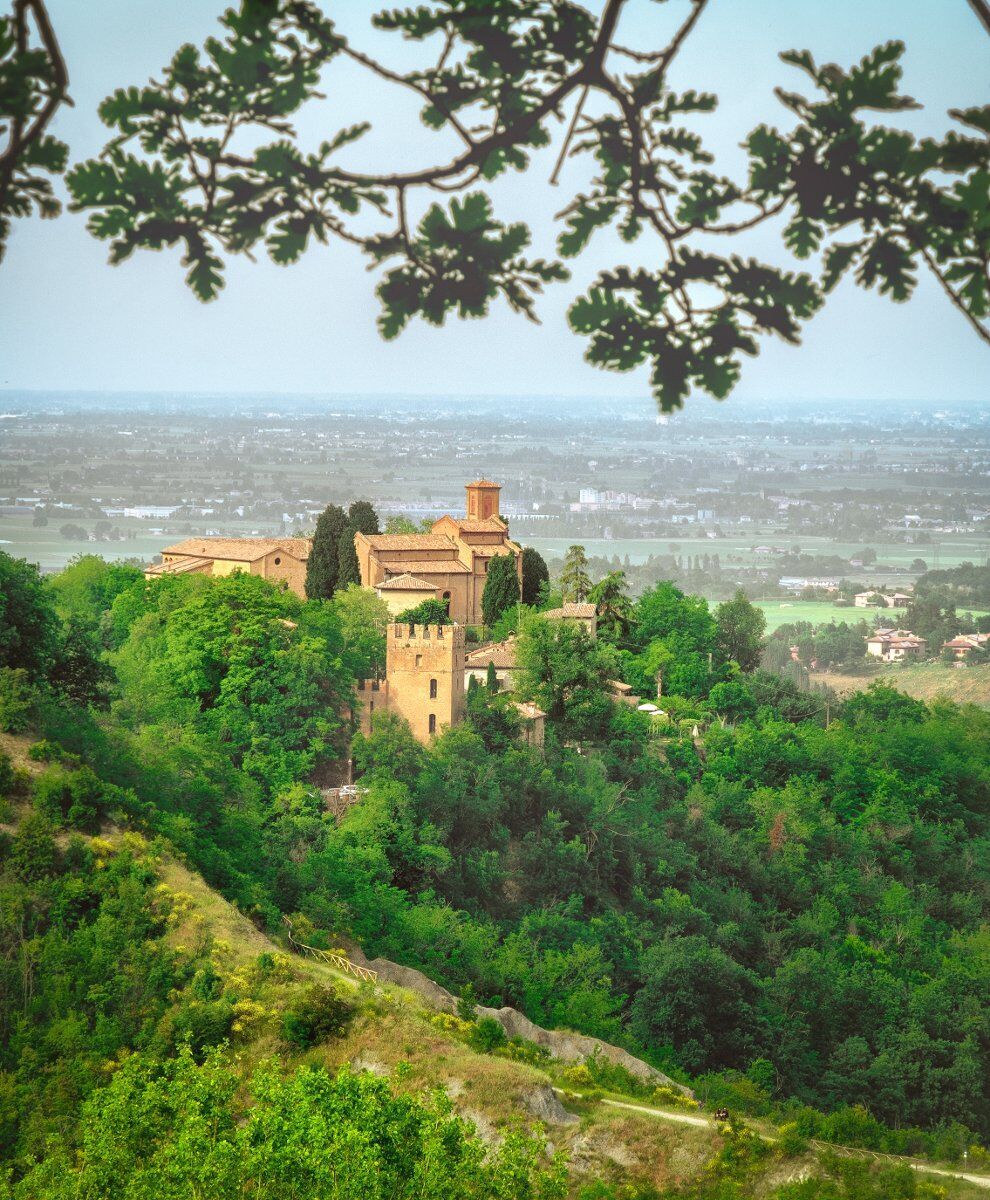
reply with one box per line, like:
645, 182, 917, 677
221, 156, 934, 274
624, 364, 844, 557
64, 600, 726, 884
340, 938, 691, 1096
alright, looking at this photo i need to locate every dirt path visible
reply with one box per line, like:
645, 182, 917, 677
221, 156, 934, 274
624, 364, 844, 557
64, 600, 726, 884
554, 1090, 990, 1191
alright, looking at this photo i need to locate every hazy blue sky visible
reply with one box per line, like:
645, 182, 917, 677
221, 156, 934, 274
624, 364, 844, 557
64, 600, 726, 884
1, 0, 988, 406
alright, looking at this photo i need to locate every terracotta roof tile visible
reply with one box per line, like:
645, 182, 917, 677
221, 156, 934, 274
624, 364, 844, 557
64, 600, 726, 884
465, 638, 519, 669
542, 603, 597, 619
145, 556, 213, 576
361, 534, 456, 551
162, 536, 310, 562
377, 574, 437, 592
435, 517, 507, 533
401, 559, 471, 574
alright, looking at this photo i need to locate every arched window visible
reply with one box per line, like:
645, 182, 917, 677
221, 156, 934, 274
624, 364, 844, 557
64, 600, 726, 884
428, 714, 437, 735
429, 678, 438, 699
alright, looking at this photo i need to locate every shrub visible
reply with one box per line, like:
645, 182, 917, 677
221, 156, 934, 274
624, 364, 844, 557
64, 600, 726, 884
0, 751, 13, 798
776, 1122, 811, 1157
468, 1016, 507, 1054
500, 1038, 552, 1068
562, 1063, 594, 1087
27, 739, 80, 766
33, 765, 108, 831
281, 985, 353, 1048
0, 668, 40, 733
168, 999, 235, 1057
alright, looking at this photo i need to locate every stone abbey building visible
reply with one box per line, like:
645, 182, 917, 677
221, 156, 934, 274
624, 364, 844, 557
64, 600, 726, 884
357, 479, 522, 626
145, 479, 525, 744
145, 536, 311, 597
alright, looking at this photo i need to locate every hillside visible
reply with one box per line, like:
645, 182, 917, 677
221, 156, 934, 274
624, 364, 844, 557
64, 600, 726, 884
67, 830, 990, 1198
811, 664, 990, 708
4, 553, 990, 1198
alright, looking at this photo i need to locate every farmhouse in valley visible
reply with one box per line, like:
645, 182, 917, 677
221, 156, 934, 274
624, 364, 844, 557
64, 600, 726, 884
866, 628, 927, 662
854, 590, 913, 609
942, 633, 990, 660
356, 479, 522, 626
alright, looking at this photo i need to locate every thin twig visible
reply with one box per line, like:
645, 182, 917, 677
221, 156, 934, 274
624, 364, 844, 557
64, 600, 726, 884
550, 84, 590, 185
920, 245, 990, 346
964, 0, 990, 37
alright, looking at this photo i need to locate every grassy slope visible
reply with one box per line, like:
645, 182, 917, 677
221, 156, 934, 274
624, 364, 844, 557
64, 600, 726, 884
812, 664, 990, 708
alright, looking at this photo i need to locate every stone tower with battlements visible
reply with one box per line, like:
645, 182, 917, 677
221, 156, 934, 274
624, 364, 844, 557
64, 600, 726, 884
357, 622, 465, 744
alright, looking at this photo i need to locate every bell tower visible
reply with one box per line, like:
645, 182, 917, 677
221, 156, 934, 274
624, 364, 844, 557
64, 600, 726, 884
465, 478, 501, 521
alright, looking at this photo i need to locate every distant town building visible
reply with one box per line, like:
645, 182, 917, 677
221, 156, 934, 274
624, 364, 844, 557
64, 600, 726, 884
854, 591, 912, 608
942, 633, 990, 660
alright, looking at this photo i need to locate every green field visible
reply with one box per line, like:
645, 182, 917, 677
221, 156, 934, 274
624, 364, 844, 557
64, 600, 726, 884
752, 600, 884, 632
526, 532, 989, 572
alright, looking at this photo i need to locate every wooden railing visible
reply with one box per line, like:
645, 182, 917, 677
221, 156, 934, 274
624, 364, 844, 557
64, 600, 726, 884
282, 917, 378, 984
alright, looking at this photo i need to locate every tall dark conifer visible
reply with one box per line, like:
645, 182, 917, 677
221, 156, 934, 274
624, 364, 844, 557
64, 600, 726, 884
337, 526, 362, 588
305, 504, 347, 600
482, 553, 521, 627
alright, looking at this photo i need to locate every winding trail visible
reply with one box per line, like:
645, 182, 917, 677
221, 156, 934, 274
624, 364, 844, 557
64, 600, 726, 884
553, 1090, 990, 1191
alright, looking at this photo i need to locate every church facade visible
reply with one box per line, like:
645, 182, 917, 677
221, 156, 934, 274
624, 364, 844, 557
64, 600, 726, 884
356, 480, 522, 626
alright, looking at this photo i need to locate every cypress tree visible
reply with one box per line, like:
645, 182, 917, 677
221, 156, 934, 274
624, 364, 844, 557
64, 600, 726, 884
337, 526, 362, 588
521, 546, 550, 605
347, 500, 380, 536
305, 503, 347, 600
482, 553, 521, 627
559, 544, 591, 603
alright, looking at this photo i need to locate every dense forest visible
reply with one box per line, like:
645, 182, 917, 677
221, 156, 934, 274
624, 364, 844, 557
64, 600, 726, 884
1, 546, 989, 1195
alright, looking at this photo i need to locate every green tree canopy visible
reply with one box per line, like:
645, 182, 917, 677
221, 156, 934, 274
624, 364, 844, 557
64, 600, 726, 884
336, 526, 362, 589
714, 590, 767, 673
559, 545, 591, 604
516, 612, 617, 737
13, 1047, 566, 1200
347, 500, 380, 537
3, 0, 976, 410
333, 583, 389, 679
481, 553, 521, 628
520, 546, 550, 606
396, 597, 451, 626
0, 549, 59, 677
112, 572, 353, 794
588, 570, 633, 643
306, 503, 348, 600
